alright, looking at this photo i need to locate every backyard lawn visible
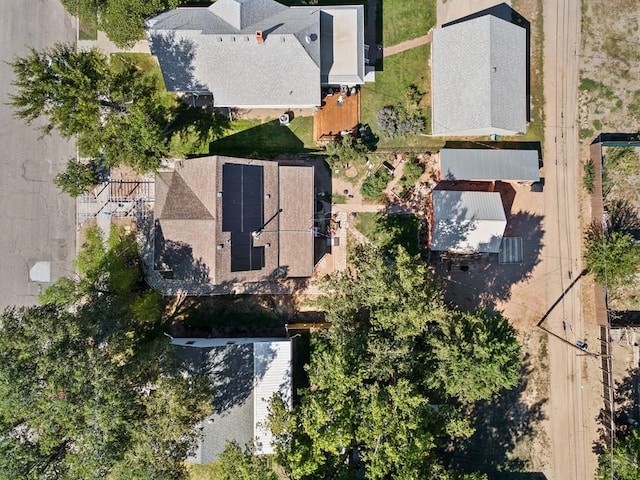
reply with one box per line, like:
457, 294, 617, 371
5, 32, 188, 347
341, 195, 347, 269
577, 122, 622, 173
361, 45, 444, 150
209, 116, 317, 158
382, 0, 436, 46
354, 212, 420, 254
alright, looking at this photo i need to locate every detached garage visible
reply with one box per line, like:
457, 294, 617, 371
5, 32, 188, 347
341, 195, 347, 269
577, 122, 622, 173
439, 148, 540, 182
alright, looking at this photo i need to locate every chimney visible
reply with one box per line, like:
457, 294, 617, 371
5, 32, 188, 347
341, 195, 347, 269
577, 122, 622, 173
256, 30, 264, 44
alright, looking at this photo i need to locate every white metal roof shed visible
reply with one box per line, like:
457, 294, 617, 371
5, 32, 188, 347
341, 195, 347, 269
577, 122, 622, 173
431, 190, 507, 253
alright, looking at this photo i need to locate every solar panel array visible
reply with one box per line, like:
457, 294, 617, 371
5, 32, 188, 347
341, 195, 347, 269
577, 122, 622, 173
222, 164, 266, 272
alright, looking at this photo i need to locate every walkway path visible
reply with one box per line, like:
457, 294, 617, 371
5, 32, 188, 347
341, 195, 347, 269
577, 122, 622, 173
383, 31, 432, 57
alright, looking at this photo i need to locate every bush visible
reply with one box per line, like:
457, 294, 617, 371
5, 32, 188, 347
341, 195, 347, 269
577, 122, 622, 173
397, 157, 424, 195
54, 158, 100, 197
583, 159, 595, 194
405, 84, 425, 106
361, 169, 392, 200
325, 135, 369, 170
376, 105, 426, 139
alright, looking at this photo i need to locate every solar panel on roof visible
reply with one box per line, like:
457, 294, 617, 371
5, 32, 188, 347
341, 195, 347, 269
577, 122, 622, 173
221, 163, 265, 272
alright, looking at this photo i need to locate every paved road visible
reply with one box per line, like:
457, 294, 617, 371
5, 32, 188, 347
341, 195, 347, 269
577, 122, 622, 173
542, 0, 599, 478
0, 1, 77, 307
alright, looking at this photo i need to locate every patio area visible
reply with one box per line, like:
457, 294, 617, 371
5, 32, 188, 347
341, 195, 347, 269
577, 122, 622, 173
313, 89, 361, 143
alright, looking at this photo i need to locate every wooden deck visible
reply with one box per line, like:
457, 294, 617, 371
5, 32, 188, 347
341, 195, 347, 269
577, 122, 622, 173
313, 90, 361, 143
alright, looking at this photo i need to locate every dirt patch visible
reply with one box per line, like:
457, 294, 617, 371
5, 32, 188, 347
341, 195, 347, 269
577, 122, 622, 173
579, 0, 640, 136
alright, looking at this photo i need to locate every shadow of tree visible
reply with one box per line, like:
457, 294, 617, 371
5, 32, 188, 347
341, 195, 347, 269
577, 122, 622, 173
595, 367, 640, 455
154, 220, 211, 283
147, 31, 208, 92
445, 354, 547, 477
209, 120, 316, 159
441, 210, 544, 311
166, 102, 230, 154
607, 198, 640, 233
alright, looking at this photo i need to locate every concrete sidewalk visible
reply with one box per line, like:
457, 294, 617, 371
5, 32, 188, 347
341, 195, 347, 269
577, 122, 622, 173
383, 31, 432, 57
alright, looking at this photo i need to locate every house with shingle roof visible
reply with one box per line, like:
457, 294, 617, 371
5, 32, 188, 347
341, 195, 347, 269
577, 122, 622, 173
152, 155, 314, 294
431, 14, 527, 136
146, 0, 365, 108
172, 337, 292, 463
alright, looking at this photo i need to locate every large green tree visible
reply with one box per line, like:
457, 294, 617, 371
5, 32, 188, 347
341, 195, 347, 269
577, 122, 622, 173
10, 43, 169, 172
598, 429, 640, 480
584, 228, 640, 286
53, 158, 100, 197
0, 225, 211, 479
269, 245, 521, 479
61, 0, 181, 48
214, 441, 279, 480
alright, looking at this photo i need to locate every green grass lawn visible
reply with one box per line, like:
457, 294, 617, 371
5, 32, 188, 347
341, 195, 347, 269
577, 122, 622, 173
78, 6, 98, 41
382, 0, 437, 46
361, 45, 444, 150
209, 116, 317, 158
354, 212, 420, 254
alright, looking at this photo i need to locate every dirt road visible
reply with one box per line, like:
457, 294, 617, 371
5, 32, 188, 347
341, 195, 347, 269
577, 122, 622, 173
542, 0, 599, 478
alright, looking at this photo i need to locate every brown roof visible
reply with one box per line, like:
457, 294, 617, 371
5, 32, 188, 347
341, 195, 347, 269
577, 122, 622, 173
278, 166, 314, 277
154, 156, 314, 291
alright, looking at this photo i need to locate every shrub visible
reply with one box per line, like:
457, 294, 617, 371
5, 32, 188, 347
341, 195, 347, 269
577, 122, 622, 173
405, 84, 425, 106
583, 159, 595, 194
397, 157, 424, 195
376, 105, 426, 139
54, 158, 100, 197
325, 135, 368, 169
361, 169, 392, 200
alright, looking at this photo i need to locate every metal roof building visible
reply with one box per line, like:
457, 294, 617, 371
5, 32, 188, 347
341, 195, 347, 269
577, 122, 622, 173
431, 14, 527, 136
439, 148, 540, 181
431, 190, 507, 253
146, 0, 365, 108
173, 337, 292, 463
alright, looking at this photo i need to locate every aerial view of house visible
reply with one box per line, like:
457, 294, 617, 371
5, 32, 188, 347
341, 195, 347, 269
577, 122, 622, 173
153, 155, 314, 293
431, 13, 527, 136
2, 0, 630, 479
146, 0, 365, 108
172, 337, 292, 463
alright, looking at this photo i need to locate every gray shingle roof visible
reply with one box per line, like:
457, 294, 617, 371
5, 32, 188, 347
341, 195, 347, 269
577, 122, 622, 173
431, 190, 506, 253
147, 0, 322, 107
147, 0, 364, 107
431, 14, 526, 136
439, 148, 540, 181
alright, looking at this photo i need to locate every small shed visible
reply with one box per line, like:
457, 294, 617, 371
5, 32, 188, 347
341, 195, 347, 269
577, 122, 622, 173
430, 190, 507, 254
439, 149, 540, 182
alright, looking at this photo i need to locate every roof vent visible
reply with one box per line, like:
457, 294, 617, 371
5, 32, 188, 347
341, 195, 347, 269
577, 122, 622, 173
256, 30, 264, 44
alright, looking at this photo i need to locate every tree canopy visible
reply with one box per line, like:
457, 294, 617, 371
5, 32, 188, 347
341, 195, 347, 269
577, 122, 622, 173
10, 43, 216, 173
268, 245, 521, 479
53, 158, 100, 197
598, 429, 640, 480
0, 225, 211, 479
61, 0, 181, 48
584, 227, 640, 286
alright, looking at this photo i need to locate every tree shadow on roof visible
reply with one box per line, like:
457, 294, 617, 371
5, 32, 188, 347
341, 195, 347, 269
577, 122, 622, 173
209, 120, 317, 159
148, 31, 209, 93
444, 354, 547, 478
154, 220, 211, 283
